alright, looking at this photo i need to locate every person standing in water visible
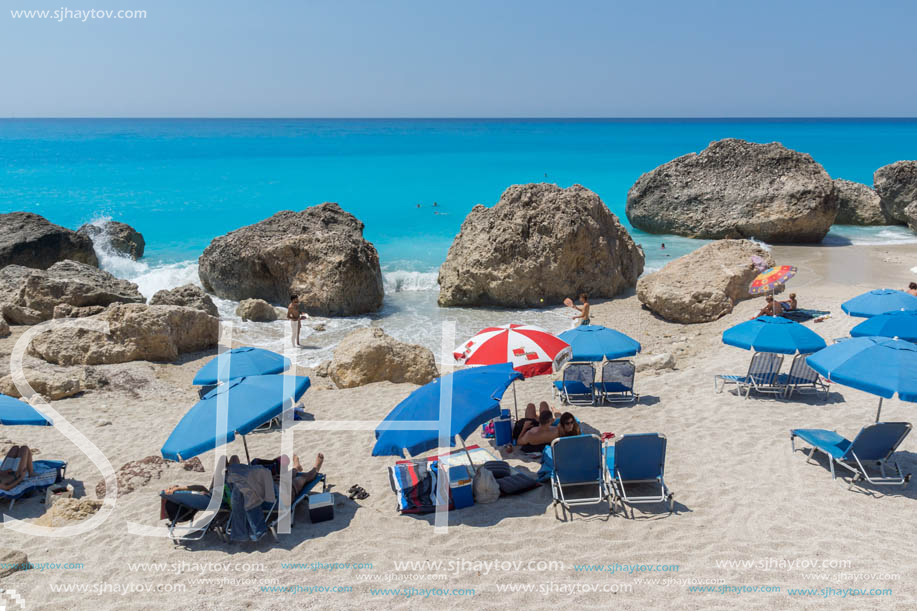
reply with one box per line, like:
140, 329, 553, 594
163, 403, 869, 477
571, 293, 590, 326
287, 295, 307, 347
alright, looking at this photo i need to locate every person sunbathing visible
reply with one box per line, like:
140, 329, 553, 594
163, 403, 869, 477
779, 293, 798, 311
512, 402, 559, 452
0, 446, 35, 491
908, 282, 917, 297
754, 295, 784, 319
285, 454, 324, 497
557, 412, 581, 438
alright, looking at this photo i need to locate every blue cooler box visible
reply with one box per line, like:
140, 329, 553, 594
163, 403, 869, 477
494, 416, 512, 446
449, 465, 474, 509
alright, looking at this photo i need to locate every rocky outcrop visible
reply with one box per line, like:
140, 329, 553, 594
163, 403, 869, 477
236, 298, 278, 322
0, 548, 28, 578
0, 318, 8, 337
626, 139, 837, 243
0, 260, 143, 323
77, 220, 145, 260
330, 327, 438, 388
832, 179, 891, 225
637, 239, 774, 323
28, 303, 218, 365
874, 161, 917, 224
149, 284, 218, 317
438, 184, 644, 307
0, 212, 98, 269
198, 203, 383, 316
53, 304, 107, 319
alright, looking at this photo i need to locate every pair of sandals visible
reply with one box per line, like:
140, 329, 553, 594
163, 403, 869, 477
347, 485, 369, 500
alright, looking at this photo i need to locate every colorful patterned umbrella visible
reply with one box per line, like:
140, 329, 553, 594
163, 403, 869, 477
749, 265, 797, 295
454, 324, 571, 378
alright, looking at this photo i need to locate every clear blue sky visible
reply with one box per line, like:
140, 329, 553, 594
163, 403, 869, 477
2, 0, 916, 117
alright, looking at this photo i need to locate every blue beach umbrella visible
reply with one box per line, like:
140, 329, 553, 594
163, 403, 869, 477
0, 394, 52, 427
372, 363, 523, 459
192, 347, 291, 386
850, 310, 917, 342
806, 337, 917, 421
722, 316, 826, 355
841, 289, 917, 318
161, 375, 310, 462
558, 325, 641, 362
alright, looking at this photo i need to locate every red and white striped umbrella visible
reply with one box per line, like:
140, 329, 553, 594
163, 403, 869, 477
454, 324, 572, 378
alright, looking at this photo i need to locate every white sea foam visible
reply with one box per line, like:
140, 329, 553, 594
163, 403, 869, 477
382, 270, 439, 292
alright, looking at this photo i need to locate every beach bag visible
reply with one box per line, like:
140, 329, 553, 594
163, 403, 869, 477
472, 467, 500, 504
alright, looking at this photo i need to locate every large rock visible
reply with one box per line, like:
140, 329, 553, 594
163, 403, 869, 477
149, 284, 218, 317
28, 303, 218, 365
0, 260, 144, 323
0, 318, 8, 337
832, 179, 891, 225
874, 161, 917, 224
236, 298, 278, 322
637, 240, 774, 323
0, 548, 28, 578
77, 220, 145, 260
0, 212, 98, 269
626, 139, 837, 243
330, 327, 438, 388
438, 184, 644, 307
198, 203, 383, 316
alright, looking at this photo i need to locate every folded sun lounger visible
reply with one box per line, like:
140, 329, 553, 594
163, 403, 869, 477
714, 352, 784, 399
0, 459, 66, 509
549, 434, 610, 520
606, 433, 674, 517
791, 422, 912, 487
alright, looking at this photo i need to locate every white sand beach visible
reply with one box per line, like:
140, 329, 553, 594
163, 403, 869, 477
2, 242, 916, 610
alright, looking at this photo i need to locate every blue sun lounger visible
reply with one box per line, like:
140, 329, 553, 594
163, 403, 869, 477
161, 487, 231, 543
791, 422, 912, 487
0, 460, 66, 509
605, 433, 674, 517
553, 363, 596, 406
549, 434, 610, 520
714, 352, 784, 399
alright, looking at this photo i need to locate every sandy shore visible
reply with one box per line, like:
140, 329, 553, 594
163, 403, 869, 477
2, 242, 917, 610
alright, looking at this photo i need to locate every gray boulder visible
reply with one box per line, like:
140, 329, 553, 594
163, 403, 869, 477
0, 548, 28, 578
236, 298, 278, 322
637, 239, 774, 323
832, 179, 892, 225
0, 317, 8, 337
28, 303, 219, 365
0, 212, 98, 269
330, 327, 439, 388
626, 139, 837, 243
150, 284, 218, 317
198, 203, 383, 316
78, 220, 145, 260
438, 183, 644, 307
874, 161, 917, 224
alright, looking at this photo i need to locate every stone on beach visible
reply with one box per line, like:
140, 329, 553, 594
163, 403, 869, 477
635, 352, 676, 372
77, 220, 146, 260
0, 548, 29, 578
198, 203, 384, 316
0, 317, 8, 338
28, 303, 219, 365
330, 327, 439, 388
637, 239, 774, 323
438, 183, 644, 307
150, 283, 219, 317
236, 298, 278, 322
831, 179, 892, 225
34, 498, 103, 527
626, 139, 837, 243
874, 160, 917, 225
0, 212, 98, 269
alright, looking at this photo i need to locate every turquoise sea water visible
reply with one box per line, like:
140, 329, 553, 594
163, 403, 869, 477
1, 118, 916, 363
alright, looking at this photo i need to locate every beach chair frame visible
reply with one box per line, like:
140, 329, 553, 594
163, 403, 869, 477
1, 460, 67, 510
598, 360, 638, 405
549, 434, 610, 520
714, 352, 784, 399
791, 423, 913, 488
606, 433, 674, 518
779, 354, 830, 400
552, 362, 596, 406
267, 473, 327, 531
163, 490, 231, 543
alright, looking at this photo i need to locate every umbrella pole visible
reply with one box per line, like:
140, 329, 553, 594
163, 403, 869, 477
458, 435, 476, 476
512, 381, 518, 421
876, 398, 883, 423
241, 434, 251, 464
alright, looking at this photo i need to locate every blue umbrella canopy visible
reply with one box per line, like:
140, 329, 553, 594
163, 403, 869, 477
0, 394, 52, 426
806, 337, 917, 402
558, 325, 641, 362
850, 309, 917, 342
161, 375, 310, 461
372, 363, 523, 458
722, 316, 826, 355
841, 289, 917, 318
192, 347, 291, 385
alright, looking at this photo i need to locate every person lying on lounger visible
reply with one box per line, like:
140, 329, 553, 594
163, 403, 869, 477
557, 412, 581, 438
0, 445, 35, 491
509, 402, 559, 452
265, 454, 324, 497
